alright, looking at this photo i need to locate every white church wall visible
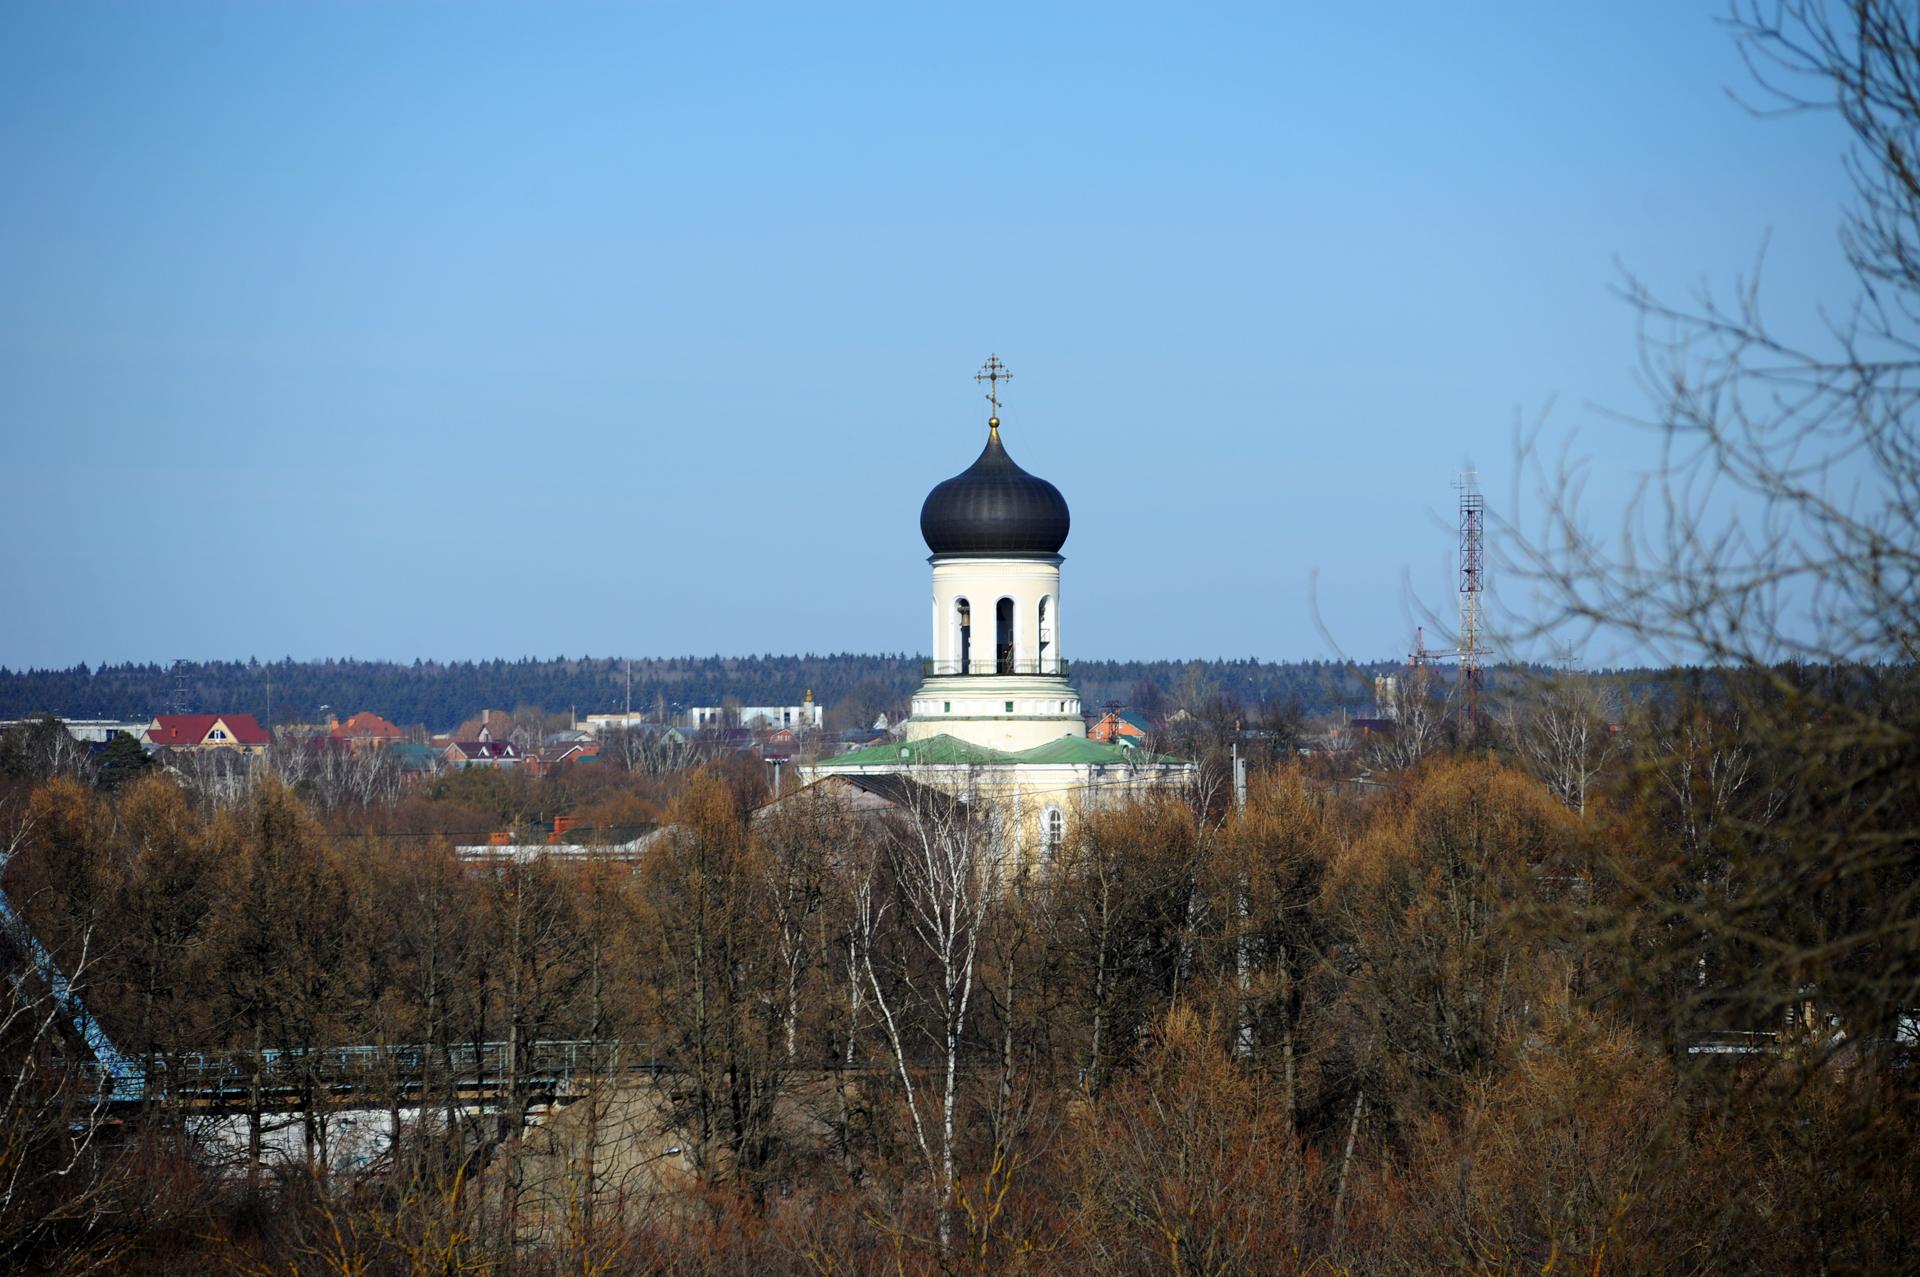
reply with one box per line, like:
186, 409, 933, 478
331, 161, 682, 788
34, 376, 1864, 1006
929, 555, 1065, 674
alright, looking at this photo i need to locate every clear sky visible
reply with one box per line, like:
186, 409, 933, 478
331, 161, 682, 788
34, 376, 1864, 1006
0, 3, 1857, 670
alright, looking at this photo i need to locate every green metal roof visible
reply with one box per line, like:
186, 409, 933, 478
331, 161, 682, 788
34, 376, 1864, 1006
815, 732, 1185, 770
818, 735, 1006, 768
388, 742, 441, 772
1017, 736, 1161, 765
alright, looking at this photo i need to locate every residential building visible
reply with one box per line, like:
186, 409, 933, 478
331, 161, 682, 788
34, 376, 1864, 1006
582, 712, 652, 735
443, 740, 523, 768
387, 742, 443, 777
330, 710, 409, 749
1088, 709, 1154, 744
142, 714, 270, 754
451, 710, 517, 743
687, 692, 823, 731
0, 717, 149, 743
529, 739, 599, 771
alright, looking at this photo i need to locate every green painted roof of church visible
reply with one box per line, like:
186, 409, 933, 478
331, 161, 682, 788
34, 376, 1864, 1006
814, 732, 1185, 769
1017, 736, 1170, 764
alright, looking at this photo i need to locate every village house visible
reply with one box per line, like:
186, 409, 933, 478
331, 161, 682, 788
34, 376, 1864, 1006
1087, 708, 1154, 744
443, 739, 523, 769
142, 713, 271, 755
329, 710, 409, 750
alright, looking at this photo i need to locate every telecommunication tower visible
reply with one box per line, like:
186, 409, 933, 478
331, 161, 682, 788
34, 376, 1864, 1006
168, 659, 191, 717
1455, 470, 1486, 728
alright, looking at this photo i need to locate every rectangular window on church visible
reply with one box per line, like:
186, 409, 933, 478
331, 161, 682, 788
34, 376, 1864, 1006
1005, 701, 1014, 713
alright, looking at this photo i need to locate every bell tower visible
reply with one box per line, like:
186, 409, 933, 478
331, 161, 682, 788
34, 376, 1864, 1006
908, 357, 1085, 751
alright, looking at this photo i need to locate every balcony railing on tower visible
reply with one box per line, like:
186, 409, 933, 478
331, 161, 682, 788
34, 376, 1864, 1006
921, 657, 1070, 678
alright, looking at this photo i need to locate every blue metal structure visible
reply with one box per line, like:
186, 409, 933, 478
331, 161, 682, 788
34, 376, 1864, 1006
0, 861, 147, 1103
0, 855, 645, 1112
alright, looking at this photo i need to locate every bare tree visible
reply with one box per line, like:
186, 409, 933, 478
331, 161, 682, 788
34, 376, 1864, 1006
1503, 671, 1622, 815
1507, 0, 1920, 1114
639, 773, 790, 1194
171, 746, 258, 808
0, 916, 132, 1273
275, 739, 403, 813
0, 717, 94, 784
857, 774, 1002, 1250
754, 788, 842, 1062
599, 725, 705, 777
0, 794, 164, 1274
1367, 665, 1454, 773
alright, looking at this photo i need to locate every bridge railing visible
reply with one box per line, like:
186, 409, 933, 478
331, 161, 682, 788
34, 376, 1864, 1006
1685, 1030, 1779, 1056
86, 1039, 647, 1104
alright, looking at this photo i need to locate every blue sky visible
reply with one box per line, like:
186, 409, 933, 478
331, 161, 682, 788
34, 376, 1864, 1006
0, 3, 1856, 669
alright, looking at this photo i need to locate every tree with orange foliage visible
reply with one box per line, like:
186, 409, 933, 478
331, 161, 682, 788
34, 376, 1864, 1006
1318, 757, 1585, 1240
109, 776, 220, 1093
1073, 1005, 1308, 1275
205, 778, 356, 1187
1211, 766, 1331, 1134
1043, 793, 1204, 1095
1321, 1005, 1687, 1274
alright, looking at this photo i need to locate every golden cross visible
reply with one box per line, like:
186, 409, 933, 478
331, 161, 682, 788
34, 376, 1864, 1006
974, 354, 1012, 418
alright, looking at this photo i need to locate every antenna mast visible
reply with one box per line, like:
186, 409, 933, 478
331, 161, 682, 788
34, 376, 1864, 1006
1455, 470, 1486, 730
168, 659, 191, 717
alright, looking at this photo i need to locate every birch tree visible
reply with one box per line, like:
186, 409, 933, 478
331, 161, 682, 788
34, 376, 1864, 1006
753, 787, 843, 1062
857, 775, 1002, 1250
1503, 671, 1621, 816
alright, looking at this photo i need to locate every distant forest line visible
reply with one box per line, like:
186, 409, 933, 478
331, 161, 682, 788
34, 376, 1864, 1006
0, 654, 1474, 732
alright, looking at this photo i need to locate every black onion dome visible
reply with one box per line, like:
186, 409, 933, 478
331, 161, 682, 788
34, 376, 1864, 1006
920, 424, 1071, 556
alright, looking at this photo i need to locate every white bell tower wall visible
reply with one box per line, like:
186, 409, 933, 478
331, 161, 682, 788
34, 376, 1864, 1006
929, 555, 1064, 675
910, 553, 1083, 751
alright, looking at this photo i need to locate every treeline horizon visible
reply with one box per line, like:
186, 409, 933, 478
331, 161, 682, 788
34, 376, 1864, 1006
0, 651, 1647, 734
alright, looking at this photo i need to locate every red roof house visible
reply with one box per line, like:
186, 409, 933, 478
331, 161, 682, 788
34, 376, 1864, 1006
143, 714, 271, 753
443, 740, 523, 768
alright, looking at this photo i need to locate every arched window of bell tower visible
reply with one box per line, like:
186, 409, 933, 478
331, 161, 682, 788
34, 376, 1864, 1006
1038, 595, 1053, 673
995, 597, 1015, 675
956, 598, 972, 675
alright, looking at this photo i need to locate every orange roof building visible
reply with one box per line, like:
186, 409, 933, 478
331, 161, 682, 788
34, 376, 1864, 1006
1088, 710, 1153, 744
331, 710, 407, 747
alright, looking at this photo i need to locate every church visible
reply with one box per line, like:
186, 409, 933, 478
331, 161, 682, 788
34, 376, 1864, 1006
802, 357, 1193, 857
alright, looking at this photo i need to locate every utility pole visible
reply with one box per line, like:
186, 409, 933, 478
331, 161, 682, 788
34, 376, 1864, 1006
1232, 724, 1252, 1058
